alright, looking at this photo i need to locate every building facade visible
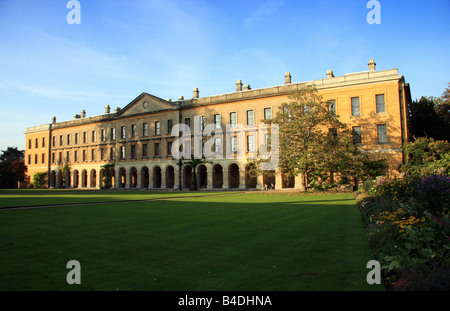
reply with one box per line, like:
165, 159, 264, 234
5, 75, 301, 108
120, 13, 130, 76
24, 59, 411, 190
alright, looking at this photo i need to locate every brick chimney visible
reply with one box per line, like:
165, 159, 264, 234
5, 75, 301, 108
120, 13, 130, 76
193, 88, 199, 98
326, 70, 334, 79
285, 72, 291, 84
244, 84, 251, 91
81, 110, 86, 118
236, 80, 243, 91
105, 105, 111, 114
368, 59, 376, 71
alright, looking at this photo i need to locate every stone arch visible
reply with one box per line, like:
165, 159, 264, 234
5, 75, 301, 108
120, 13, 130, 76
197, 164, 207, 188
153, 166, 162, 188
65, 169, 71, 188
228, 163, 240, 189
245, 163, 257, 189
183, 165, 192, 189
119, 167, 126, 188
81, 169, 88, 188
166, 165, 175, 189
99, 168, 105, 188
263, 170, 275, 189
90, 169, 97, 188
212, 164, 223, 189
50, 170, 56, 188
282, 170, 295, 188
73, 170, 79, 188
141, 166, 149, 188
130, 167, 137, 188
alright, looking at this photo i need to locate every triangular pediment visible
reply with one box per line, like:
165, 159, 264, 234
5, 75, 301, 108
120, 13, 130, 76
116, 93, 176, 117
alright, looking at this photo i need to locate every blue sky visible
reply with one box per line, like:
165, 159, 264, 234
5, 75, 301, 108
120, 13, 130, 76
0, 0, 449, 151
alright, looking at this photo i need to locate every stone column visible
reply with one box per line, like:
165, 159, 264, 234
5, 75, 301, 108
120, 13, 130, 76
207, 166, 213, 190
222, 170, 229, 189
239, 166, 245, 190
294, 173, 306, 191
275, 169, 282, 190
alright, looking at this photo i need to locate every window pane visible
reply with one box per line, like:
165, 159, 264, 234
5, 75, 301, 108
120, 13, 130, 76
376, 94, 385, 113
352, 126, 362, 144
351, 97, 360, 116
247, 110, 254, 125
230, 112, 236, 127
264, 108, 272, 120
377, 124, 387, 143
328, 100, 336, 114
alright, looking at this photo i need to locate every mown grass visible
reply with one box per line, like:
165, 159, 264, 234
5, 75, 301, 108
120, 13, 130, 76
0, 191, 384, 291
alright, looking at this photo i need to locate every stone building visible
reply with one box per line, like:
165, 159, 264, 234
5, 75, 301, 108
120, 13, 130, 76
24, 59, 411, 190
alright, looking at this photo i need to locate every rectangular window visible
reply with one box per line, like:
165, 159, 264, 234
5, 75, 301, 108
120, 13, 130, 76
214, 138, 221, 153
328, 100, 336, 114
91, 149, 96, 161
264, 108, 272, 120
377, 124, 388, 144
111, 128, 116, 141
59, 135, 63, 146
66, 151, 70, 162
52, 136, 56, 147
67, 134, 71, 145
351, 97, 360, 116
120, 145, 126, 159
154, 142, 160, 156
167, 141, 172, 156
74, 150, 78, 162
28, 154, 31, 165
42, 153, 45, 164
352, 126, 362, 144
214, 114, 221, 129
247, 135, 255, 151
247, 110, 254, 126
131, 124, 136, 138
120, 126, 126, 139
231, 136, 237, 152
155, 121, 161, 135
167, 119, 173, 134
92, 130, 97, 143
28, 139, 32, 149
34, 154, 38, 164
83, 132, 87, 144
100, 148, 105, 160
185, 117, 191, 128
35, 138, 39, 149
142, 143, 148, 157
58, 152, 62, 163
101, 129, 106, 142
110, 147, 115, 160
82, 150, 87, 162
143, 123, 149, 137
376, 94, 385, 113
75, 133, 79, 145
230, 112, 237, 127
131, 145, 136, 158
52, 153, 55, 163
42, 137, 45, 148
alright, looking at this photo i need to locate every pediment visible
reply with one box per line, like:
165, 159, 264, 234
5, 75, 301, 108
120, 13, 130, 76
116, 93, 176, 117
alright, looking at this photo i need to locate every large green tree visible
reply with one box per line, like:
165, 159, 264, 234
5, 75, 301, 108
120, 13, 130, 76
0, 147, 27, 188
269, 86, 363, 191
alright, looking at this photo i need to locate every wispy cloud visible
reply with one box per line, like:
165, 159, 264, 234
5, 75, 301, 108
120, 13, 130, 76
244, 0, 284, 30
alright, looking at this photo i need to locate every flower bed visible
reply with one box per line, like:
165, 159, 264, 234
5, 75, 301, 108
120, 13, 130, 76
356, 174, 450, 290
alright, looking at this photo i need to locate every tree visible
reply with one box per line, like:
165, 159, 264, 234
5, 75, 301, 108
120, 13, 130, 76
0, 147, 26, 188
33, 172, 47, 188
270, 85, 361, 191
400, 137, 450, 176
101, 163, 115, 189
409, 96, 450, 141
179, 155, 210, 191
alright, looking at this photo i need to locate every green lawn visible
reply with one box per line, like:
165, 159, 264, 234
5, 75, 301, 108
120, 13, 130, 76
0, 191, 384, 291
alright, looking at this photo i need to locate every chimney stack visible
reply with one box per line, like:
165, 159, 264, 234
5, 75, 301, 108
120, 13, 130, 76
178, 96, 184, 100
51, 116, 56, 124
285, 72, 291, 84
326, 70, 334, 79
368, 59, 376, 71
105, 105, 111, 114
81, 110, 86, 118
114, 107, 121, 113
236, 80, 243, 91
193, 88, 199, 98
244, 84, 251, 91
